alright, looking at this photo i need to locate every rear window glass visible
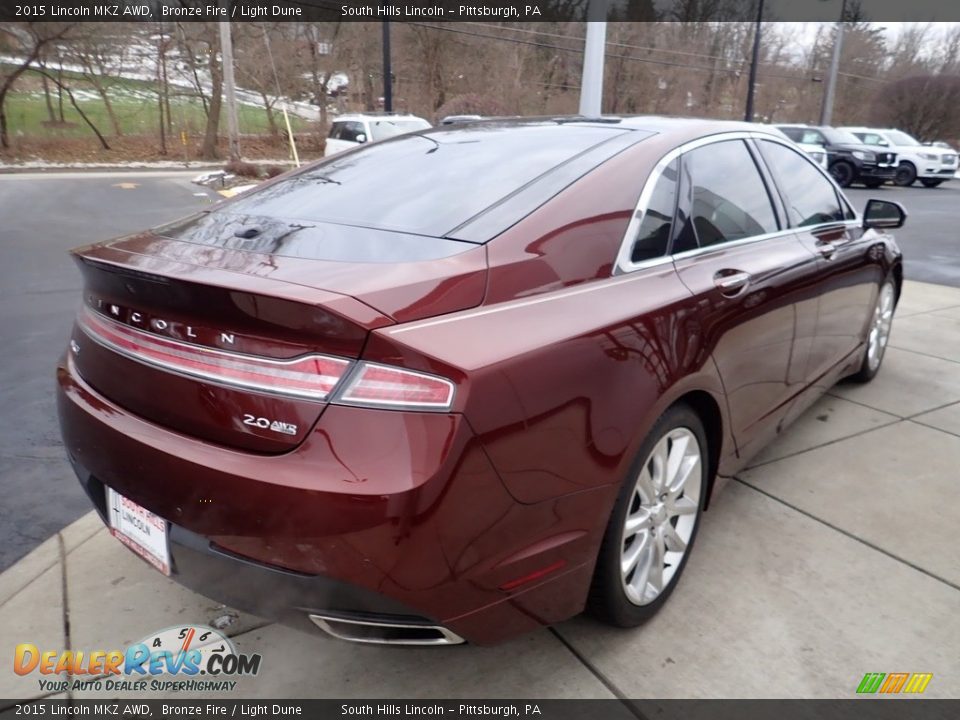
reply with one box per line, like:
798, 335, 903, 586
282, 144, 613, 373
225, 124, 629, 237
329, 121, 364, 142
369, 118, 430, 140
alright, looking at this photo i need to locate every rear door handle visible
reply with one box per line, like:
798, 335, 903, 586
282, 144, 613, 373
713, 270, 751, 295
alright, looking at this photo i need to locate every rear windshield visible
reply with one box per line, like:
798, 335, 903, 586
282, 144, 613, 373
225, 124, 629, 237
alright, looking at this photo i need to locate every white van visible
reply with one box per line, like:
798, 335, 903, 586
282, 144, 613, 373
324, 114, 432, 157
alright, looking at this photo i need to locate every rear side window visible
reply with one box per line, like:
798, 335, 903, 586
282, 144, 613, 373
757, 140, 845, 227
854, 132, 887, 147
629, 159, 678, 263
679, 140, 778, 248
778, 127, 802, 142
227, 124, 630, 237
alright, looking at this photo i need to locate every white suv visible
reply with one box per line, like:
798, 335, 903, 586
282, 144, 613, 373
324, 113, 432, 157
842, 127, 957, 187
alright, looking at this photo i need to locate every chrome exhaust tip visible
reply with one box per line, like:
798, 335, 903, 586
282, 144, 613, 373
308, 613, 465, 646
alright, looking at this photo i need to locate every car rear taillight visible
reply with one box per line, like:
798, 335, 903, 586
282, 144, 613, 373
335, 362, 455, 411
77, 308, 350, 401
77, 308, 456, 410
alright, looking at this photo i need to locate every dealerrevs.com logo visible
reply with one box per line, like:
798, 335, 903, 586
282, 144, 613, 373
14, 625, 262, 693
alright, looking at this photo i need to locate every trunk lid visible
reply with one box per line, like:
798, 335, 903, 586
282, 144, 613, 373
70, 220, 486, 453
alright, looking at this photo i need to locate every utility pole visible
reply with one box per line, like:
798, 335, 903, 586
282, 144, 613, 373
381, 18, 392, 112
819, 0, 847, 126
579, 0, 608, 116
218, 11, 241, 161
156, 25, 166, 155
744, 0, 764, 122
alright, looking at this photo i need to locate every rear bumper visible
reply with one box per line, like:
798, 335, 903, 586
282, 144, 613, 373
71, 462, 455, 640
57, 354, 606, 645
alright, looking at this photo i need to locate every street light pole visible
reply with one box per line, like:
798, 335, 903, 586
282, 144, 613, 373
744, 0, 764, 122
579, 0, 608, 116
381, 18, 392, 112
819, 0, 847, 126
218, 13, 241, 161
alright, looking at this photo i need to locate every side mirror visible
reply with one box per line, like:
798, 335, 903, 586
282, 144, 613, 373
863, 199, 907, 230
355, 133, 367, 144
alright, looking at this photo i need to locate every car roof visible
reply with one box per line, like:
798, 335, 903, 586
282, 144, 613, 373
424, 115, 791, 146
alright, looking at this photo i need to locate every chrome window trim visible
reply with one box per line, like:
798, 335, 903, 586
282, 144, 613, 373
613, 131, 862, 276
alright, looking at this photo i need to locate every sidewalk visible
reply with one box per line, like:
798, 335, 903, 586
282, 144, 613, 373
2, 279, 959, 701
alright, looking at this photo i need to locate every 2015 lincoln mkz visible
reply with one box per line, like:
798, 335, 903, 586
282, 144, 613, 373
57, 118, 905, 646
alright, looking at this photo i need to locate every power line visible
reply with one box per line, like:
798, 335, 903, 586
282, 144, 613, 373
469, 21, 740, 63
405, 22, 829, 84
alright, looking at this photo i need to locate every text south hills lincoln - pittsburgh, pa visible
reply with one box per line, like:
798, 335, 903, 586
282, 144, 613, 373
341, 4, 543, 18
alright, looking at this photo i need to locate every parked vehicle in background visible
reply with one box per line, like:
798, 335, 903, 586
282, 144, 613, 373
57, 117, 906, 646
761, 125, 829, 169
797, 142, 829, 169
842, 127, 957, 188
324, 113, 432, 156
775, 124, 897, 188
440, 115, 483, 125
928, 141, 957, 152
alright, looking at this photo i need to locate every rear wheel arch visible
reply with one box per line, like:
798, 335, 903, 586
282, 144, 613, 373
673, 391, 723, 510
892, 262, 903, 304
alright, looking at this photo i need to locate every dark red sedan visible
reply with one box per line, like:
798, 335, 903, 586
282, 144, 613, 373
57, 117, 905, 645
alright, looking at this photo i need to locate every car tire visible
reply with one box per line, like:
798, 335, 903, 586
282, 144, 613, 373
848, 279, 897, 384
830, 161, 855, 188
895, 162, 917, 187
919, 179, 943, 188
589, 403, 708, 627
863, 179, 885, 189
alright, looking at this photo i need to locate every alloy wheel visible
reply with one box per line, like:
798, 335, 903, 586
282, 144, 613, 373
867, 283, 895, 371
620, 427, 702, 606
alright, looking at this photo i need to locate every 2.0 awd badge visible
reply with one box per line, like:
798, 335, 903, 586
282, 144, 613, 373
242, 414, 298, 435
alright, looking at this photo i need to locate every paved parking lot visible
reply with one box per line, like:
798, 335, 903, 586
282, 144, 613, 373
0, 171, 959, 701
848, 183, 960, 288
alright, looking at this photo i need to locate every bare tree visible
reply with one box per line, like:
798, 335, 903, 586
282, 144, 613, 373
65, 24, 130, 137
175, 22, 223, 160
33, 66, 111, 149
302, 23, 345, 131
0, 22, 75, 149
871, 74, 960, 141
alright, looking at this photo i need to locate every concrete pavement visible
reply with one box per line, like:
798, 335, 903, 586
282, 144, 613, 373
2, 279, 959, 701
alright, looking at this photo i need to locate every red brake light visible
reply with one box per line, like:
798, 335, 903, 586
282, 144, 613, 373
77, 308, 351, 401
335, 362, 455, 410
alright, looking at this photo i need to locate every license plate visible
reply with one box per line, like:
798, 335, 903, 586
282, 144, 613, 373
106, 487, 171, 576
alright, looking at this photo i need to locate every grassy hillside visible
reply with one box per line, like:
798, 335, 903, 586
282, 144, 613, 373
3, 65, 308, 139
